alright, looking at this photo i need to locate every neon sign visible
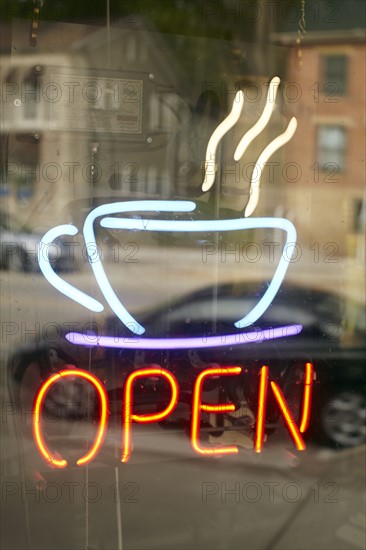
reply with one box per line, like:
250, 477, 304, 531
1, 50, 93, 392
65, 324, 303, 350
32, 363, 314, 467
38, 76, 298, 341
32, 76, 308, 466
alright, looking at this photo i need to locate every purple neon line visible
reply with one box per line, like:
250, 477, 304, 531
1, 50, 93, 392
65, 324, 302, 350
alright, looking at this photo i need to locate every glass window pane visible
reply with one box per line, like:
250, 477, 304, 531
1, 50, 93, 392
1, 3, 365, 550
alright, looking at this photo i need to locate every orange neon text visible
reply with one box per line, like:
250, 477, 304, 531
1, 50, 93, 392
32, 367, 109, 468
254, 363, 314, 452
121, 367, 179, 463
32, 363, 314, 467
191, 366, 242, 456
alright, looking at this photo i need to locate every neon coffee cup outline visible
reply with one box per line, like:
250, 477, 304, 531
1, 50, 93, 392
38, 199, 297, 337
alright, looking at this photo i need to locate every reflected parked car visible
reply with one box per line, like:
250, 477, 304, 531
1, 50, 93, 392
0, 210, 76, 272
8, 281, 366, 450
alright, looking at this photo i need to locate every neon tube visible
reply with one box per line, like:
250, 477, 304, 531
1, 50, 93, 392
191, 366, 242, 456
38, 225, 104, 313
65, 324, 302, 350
121, 367, 179, 463
201, 404, 236, 412
254, 366, 269, 453
299, 362, 314, 433
202, 91, 244, 192
38, 201, 196, 335
100, 215, 297, 330
234, 76, 280, 161
101, 216, 293, 233
83, 200, 196, 336
33, 367, 109, 468
270, 381, 306, 451
244, 118, 297, 217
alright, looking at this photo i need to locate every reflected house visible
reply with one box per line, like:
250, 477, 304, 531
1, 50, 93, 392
2, 18, 302, 233
273, 25, 365, 260
1, 21, 191, 229
2, 14, 365, 258
1, 50, 84, 224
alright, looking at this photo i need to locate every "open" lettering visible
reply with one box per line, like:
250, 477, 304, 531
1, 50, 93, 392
32, 363, 314, 467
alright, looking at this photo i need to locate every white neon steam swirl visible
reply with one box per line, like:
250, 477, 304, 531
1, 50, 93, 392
244, 117, 297, 217
233, 76, 280, 162
202, 90, 244, 192
200, 76, 297, 218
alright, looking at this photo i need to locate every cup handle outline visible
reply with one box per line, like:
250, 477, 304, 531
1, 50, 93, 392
37, 224, 104, 313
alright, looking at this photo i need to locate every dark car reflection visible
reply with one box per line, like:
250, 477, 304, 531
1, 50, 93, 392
8, 282, 366, 461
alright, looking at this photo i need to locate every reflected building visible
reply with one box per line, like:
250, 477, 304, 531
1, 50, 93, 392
1, 21, 192, 230
274, 25, 365, 260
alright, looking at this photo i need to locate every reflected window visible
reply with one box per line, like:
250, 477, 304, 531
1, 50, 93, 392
317, 125, 347, 171
322, 54, 348, 95
23, 79, 39, 119
353, 198, 365, 233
